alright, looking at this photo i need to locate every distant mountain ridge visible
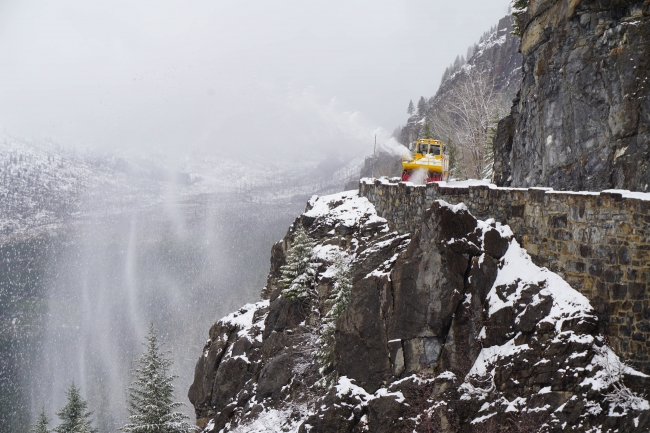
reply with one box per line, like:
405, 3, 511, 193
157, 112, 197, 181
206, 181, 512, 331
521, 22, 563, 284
0, 133, 365, 243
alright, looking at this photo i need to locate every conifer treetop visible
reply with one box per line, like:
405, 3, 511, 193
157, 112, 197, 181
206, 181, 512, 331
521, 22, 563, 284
53, 382, 97, 433
316, 252, 352, 380
30, 407, 50, 433
407, 100, 415, 116
279, 225, 319, 301
120, 323, 197, 433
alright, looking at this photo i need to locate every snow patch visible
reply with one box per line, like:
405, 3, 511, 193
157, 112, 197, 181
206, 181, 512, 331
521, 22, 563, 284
312, 244, 342, 261
470, 412, 496, 424
486, 239, 594, 334
226, 405, 306, 433
435, 199, 468, 213
220, 300, 269, 340
221, 300, 268, 329
467, 337, 530, 378
436, 371, 457, 381
335, 376, 372, 401
305, 191, 384, 231
334, 376, 408, 408
602, 189, 650, 201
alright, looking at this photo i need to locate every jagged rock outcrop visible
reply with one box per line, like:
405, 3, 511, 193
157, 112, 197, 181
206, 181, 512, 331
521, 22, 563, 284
189, 190, 650, 432
188, 192, 408, 431
359, 179, 650, 375
494, 0, 650, 191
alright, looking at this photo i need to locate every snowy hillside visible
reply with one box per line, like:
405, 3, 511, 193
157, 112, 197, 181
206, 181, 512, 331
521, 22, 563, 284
0, 133, 363, 242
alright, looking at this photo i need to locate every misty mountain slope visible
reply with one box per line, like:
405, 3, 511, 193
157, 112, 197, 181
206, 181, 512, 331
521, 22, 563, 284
0, 134, 183, 242
399, 14, 522, 147
344, 141, 410, 190
190, 192, 649, 432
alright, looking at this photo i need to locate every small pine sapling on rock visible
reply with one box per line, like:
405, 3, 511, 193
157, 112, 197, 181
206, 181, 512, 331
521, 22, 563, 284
407, 100, 415, 116
53, 383, 97, 433
120, 324, 198, 433
30, 407, 50, 433
511, 0, 527, 10
316, 252, 352, 385
511, 0, 528, 36
279, 225, 319, 301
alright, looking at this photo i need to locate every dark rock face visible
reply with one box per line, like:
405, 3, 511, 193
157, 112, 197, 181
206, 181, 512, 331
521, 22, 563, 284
189, 191, 650, 432
334, 203, 498, 394
306, 201, 650, 432
188, 192, 406, 431
495, 0, 650, 191
491, 104, 518, 187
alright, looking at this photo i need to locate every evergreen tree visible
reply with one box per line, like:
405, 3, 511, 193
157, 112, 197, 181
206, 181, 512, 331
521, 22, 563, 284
453, 55, 462, 70
422, 122, 433, 140
120, 324, 197, 433
30, 407, 50, 433
467, 43, 477, 60
279, 225, 319, 301
511, 0, 528, 36
441, 66, 451, 85
407, 100, 415, 116
316, 252, 352, 383
53, 383, 97, 433
417, 96, 427, 117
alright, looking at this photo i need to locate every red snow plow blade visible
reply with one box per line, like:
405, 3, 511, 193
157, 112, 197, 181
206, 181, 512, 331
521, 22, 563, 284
401, 170, 443, 183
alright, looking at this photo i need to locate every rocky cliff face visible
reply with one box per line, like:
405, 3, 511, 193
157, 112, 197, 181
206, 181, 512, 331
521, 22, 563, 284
189, 190, 650, 432
359, 179, 650, 376
494, 0, 650, 191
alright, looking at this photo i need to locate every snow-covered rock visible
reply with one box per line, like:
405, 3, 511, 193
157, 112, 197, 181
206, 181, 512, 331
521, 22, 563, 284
189, 191, 650, 432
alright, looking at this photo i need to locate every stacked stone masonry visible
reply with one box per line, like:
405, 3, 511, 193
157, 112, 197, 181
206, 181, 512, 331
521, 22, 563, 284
359, 178, 650, 374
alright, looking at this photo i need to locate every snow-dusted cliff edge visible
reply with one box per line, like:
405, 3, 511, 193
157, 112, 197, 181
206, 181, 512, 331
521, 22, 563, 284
189, 188, 650, 432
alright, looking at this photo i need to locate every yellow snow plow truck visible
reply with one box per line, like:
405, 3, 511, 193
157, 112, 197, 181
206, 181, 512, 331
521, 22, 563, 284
401, 138, 450, 183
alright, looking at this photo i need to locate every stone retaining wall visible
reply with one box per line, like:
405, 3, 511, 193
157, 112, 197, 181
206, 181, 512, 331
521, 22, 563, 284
359, 178, 650, 374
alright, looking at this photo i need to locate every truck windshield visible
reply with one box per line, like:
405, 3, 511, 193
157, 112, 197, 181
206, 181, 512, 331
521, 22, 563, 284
417, 143, 441, 155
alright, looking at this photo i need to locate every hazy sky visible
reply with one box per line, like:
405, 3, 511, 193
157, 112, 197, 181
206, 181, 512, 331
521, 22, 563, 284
0, 1, 511, 161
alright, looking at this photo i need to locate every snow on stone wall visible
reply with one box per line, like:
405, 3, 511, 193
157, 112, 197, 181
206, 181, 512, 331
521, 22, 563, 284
359, 177, 650, 375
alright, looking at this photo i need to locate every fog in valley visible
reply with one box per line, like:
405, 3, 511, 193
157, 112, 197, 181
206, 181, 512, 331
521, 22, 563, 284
0, 1, 510, 431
